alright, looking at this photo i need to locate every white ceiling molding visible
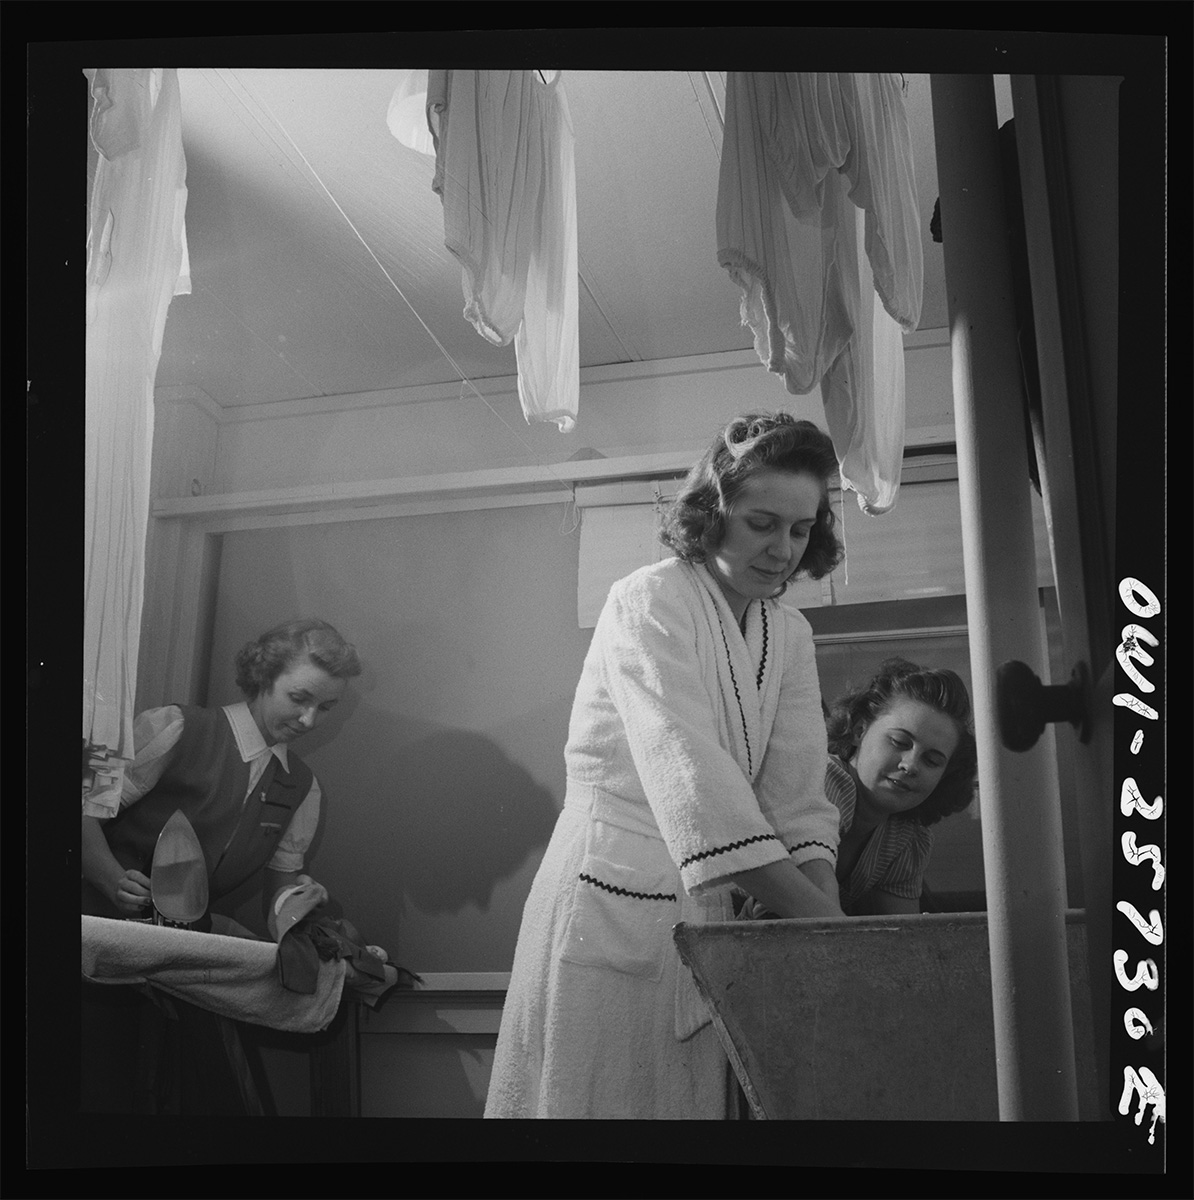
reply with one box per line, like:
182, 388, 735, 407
154, 384, 225, 422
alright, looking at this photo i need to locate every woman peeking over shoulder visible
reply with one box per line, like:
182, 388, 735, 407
744, 657, 978, 919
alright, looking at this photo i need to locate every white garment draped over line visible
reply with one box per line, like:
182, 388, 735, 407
717, 72, 923, 515
84, 67, 190, 789
426, 69, 579, 433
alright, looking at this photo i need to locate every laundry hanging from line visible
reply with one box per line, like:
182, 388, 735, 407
83, 66, 191, 791
417, 69, 580, 434
716, 72, 923, 515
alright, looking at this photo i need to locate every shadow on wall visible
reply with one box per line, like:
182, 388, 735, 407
210, 693, 561, 954
380, 722, 561, 916
306, 696, 561, 919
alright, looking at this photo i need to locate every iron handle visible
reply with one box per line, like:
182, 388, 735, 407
996, 659, 1091, 751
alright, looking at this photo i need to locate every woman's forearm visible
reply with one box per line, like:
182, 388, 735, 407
81, 814, 123, 897
795, 856, 841, 909
729, 857, 844, 919
82, 815, 152, 913
263, 868, 301, 921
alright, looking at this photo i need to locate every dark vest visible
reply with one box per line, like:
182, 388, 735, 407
88, 705, 314, 916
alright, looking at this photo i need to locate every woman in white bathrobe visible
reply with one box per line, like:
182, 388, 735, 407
485, 413, 846, 1119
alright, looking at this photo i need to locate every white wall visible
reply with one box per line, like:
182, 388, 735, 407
138, 336, 957, 711
184, 335, 954, 497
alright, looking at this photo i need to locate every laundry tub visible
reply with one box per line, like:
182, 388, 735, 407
673, 909, 1099, 1121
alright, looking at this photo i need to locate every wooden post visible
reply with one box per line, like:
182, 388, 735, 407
930, 74, 1079, 1121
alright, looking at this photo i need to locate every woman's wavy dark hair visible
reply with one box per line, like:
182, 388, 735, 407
659, 412, 843, 586
827, 658, 979, 827
234, 618, 362, 699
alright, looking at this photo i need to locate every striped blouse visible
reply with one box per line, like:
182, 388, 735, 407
827, 755, 933, 913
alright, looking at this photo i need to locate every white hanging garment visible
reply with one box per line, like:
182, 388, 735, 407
83, 67, 190, 781
820, 203, 908, 516
425, 69, 579, 432
716, 72, 921, 514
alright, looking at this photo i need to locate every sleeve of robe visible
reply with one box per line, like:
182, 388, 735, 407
751, 602, 840, 869
593, 569, 840, 897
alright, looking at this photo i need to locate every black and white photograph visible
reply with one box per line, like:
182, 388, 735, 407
26, 18, 1176, 1189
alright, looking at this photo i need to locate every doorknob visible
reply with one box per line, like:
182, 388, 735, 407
996, 659, 1091, 751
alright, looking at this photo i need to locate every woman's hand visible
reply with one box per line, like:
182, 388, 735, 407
729, 858, 844, 920
294, 873, 329, 907
263, 868, 329, 922
111, 869, 153, 916
82, 814, 153, 916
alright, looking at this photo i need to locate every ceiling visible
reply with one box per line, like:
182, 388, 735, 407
156, 71, 977, 411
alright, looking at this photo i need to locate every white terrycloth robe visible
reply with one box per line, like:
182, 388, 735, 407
485, 559, 839, 1119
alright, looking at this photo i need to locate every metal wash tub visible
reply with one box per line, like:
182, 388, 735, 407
674, 910, 1099, 1121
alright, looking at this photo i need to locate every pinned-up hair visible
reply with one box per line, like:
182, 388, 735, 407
827, 657, 979, 827
659, 412, 844, 586
234, 618, 362, 699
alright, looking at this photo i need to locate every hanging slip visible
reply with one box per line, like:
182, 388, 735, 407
426, 69, 580, 433
716, 72, 923, 515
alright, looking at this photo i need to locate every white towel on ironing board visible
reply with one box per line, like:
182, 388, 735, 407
81, 915, 345, 1034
